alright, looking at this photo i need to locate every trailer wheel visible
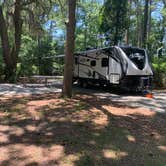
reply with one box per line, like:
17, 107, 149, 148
77, 79, 89, 88
99, 83, 104, 88
77, 79, 83, 87
82, 81, 88, 88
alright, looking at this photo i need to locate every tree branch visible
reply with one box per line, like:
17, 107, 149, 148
57, 0, 66, 18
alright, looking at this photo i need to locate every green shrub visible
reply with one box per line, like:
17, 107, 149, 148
152, 56, 166, 88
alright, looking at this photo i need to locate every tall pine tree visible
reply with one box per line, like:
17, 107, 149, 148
100, 0, 128, 45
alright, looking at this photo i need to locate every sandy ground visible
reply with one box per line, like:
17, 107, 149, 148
0, 83, 165, 113
0, 84, 165, 165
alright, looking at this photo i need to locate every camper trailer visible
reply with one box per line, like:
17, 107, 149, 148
73, 46, 153, 91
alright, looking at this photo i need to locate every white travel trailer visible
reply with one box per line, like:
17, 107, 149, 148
73, 46, 153, 91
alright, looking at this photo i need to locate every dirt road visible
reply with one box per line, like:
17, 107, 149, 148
0, 83, 165, 113
75, 87, 166, 113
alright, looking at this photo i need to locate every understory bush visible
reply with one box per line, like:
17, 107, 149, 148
152, 57, 166, 88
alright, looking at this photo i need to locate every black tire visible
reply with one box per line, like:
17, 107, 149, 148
77, 79, 89, 88
82, 81, 88, 88
99, 82, 105, 88
77, 79, 83, 87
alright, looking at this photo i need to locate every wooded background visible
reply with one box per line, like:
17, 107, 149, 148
0, 0, 166, 88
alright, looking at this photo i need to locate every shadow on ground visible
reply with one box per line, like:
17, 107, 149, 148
0, 93, 165, 166
74, 84, 166, 113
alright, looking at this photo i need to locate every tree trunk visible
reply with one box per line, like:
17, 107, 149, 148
113, 30, 118, 45
84, 14, 87, 49
62, 0, 76, 98
125, 0, 132, 45
142, 0, 149, 48
125, 30, 129, 45
136, 0, 142, 47
0, 1, 22, 82
0, 6, 12, 70
147, 0, 152, 40
162, 0, 166, 42
113, 9, 120, 45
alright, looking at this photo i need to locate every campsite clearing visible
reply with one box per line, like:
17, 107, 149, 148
0, 84, 165, 165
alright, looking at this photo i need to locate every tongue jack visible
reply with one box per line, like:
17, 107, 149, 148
143, 89, 153, 98
145, 93, 153, 98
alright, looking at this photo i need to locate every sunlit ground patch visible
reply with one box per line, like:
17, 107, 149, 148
103, 149, 128, 159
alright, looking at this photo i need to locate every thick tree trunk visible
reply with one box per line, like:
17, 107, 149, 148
13, 0, 22, 66
0, 1, 22, 82
0, 6, 12, 69
62, 0, 76, 98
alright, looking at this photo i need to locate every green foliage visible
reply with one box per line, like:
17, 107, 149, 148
0, 0, 166, 86
17, 35, 62, 77
152, 57, 166, 88
37, 37, 57, 75
99, 0, 128, 45
147, 19, 165, 55
18, 35, 38, 76
75, 1, 102, 51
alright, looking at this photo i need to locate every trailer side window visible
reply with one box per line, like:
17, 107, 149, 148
75, 57, 78, 64
91, 60, 96, 67
102, 58, 108, 67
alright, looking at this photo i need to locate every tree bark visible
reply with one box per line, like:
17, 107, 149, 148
125, 0, 132, 45
0, 5, 12, 69
0, 1, 22, 82
136, 0, 142, 47
62, 0, 76, 98
142, 0, 149, 48
147, 0, 151, 41
162, 0, 166, 44
113, 9, 120, 45
84, 16, 87, 49
125, 29, 129, 45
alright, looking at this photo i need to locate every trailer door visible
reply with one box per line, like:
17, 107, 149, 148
73, 56, 79, 78
109, 57, 122, 84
